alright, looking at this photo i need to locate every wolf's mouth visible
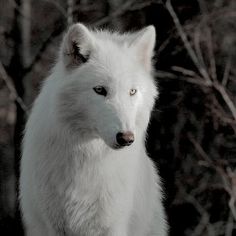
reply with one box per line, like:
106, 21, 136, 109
112, 143, 125, 150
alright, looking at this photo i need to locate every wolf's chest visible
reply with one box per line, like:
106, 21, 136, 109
62, 157, 134, 233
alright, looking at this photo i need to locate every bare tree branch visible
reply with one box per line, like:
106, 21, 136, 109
67, 0, 74, 26
23, 19, 65, 76
21, 0, 31, 66
92, 0, 135, 27
225, 214, 234, 236
44, 0, 67, 19
155, 70, 211, 87
222, 56, 232, 86
163, 1, 236, 122
166, 0, 212, 84
189, 134, 236, 222
206, 27, 217, 82
213, 82, 236, 121
0, 62, 28, 114
175, 181, 215, 236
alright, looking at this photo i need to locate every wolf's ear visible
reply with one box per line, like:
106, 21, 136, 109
130, 26, 156, 72
61, 23, 94, 69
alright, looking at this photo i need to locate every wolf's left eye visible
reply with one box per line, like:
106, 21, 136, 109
130, 89, 137, 96
93, 86, 107, 96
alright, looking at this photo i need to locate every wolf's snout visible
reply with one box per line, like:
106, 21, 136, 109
116, 132, 134, 147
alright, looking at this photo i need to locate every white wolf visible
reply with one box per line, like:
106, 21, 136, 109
20, 23, 168, 236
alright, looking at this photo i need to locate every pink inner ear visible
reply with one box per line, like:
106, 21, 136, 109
131, 26, 156, 72
140, 44, 154, 72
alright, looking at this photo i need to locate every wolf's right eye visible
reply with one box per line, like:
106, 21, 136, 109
93, 86, 107, 96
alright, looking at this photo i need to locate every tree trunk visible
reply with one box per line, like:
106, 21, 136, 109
7, 0, 26, 234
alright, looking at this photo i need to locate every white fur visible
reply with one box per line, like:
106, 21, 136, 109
20, 23, 168, 236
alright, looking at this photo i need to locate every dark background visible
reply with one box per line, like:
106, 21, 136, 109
0, 0, 235, 235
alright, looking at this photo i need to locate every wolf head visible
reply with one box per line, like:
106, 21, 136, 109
56, 23, 158, 149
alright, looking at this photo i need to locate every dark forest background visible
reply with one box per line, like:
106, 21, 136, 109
0, 0, 236, 235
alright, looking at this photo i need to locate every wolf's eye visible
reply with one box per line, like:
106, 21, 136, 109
93, 86, 107, 96
129, 89, 137, 96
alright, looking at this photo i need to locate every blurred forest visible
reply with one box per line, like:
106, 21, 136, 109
0, 0, 236, 235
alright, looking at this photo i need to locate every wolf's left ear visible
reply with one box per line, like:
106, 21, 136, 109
130, 26, 156, 72
61, 23, 95, 69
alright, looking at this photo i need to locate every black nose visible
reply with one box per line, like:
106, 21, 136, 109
116, 132, 134, 147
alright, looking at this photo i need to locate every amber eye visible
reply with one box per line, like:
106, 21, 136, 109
130, 89, 137, 96
93, 86, 107, 96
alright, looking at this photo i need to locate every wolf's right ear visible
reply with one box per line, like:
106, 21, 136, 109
61, 23, 95, 69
